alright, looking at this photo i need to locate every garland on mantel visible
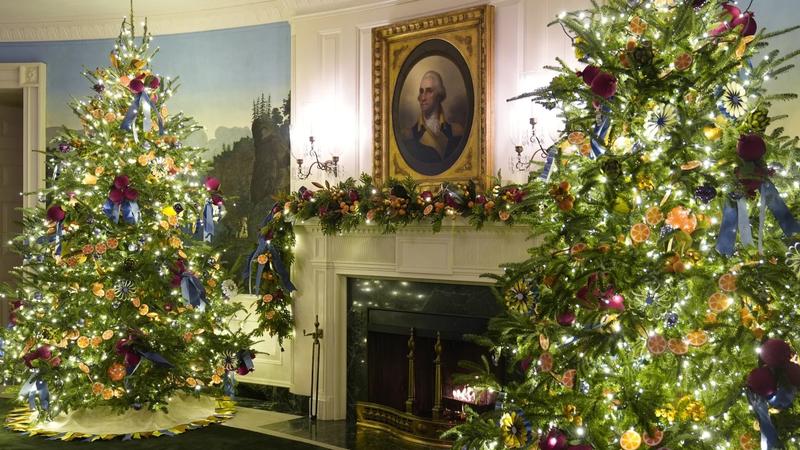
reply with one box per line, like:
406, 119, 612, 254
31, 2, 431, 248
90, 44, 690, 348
240, 173, 543, 342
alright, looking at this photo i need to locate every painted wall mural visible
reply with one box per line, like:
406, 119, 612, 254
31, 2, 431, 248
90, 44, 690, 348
0, 23, 291, 263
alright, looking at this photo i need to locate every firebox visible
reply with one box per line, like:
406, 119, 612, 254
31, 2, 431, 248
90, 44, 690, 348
347, 278, 503, 447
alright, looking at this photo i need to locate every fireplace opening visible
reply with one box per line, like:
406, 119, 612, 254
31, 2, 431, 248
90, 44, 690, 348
347, 277, 504, 446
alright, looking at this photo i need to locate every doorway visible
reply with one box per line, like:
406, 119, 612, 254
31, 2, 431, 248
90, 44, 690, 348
0, 89, 23, 325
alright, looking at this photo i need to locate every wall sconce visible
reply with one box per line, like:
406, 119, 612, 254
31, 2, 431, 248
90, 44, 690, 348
511, 116, 549, 173
295, 136, 339, 180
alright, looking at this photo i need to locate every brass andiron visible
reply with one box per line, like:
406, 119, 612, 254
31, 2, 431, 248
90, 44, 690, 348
406, 328, 415, 414
432, 332, 442, 420
303, 315, 323, 420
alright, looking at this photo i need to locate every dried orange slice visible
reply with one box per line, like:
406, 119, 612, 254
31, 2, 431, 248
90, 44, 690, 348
686, 330, 709, 347
647, 335, 667, 355
643, 428, 663, 446
680, 160, 701, 171
719, 273, 737, 292
645, 206, 663, 225
562, 369, 576, 389
739, 433, 758, 450
568, 131, 586, 144
620, 430, 642, 450
539, 352, 553, 373
630, 223, 651, 243
708, 291, 732, 313
571, 243, 588, 258
668, 338, 689, 355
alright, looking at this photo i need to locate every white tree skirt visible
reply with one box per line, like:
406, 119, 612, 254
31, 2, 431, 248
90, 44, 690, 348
30, 394, 221, 435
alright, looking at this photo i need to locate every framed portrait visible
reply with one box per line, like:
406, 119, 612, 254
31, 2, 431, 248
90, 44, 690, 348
372, 6, 493, 188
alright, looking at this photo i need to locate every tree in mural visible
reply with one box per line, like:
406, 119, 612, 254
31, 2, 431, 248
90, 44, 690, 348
0, 18, 256, 421
448, 1, 800, 449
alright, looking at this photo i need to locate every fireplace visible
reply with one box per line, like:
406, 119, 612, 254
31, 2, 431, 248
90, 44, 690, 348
347, 277, 503, 445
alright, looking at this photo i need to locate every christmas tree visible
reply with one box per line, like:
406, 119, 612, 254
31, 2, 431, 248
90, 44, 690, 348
0, 18, 255, 423
450, 1, 800, 449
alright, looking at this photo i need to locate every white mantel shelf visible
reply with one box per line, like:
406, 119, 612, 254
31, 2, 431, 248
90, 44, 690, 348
239, 219, 532, 420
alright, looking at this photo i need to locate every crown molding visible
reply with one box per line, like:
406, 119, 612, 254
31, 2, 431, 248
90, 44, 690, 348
0, 2, 286, 42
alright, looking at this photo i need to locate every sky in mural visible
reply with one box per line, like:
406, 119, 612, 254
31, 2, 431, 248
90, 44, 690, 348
0, 22, 290, 156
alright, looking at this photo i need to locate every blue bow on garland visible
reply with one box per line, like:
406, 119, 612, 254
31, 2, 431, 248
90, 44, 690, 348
242, 203, 296, 295
121, 91, 164, 142
203, 200, 215, 242
717, 181, 800, 256
102, 199, 140, 224
590, 104, 611, 159
19, 372, 49, 412
747, 390, 782, 450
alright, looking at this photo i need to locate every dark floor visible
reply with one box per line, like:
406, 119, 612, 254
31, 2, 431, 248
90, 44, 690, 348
261, 418, 444, 450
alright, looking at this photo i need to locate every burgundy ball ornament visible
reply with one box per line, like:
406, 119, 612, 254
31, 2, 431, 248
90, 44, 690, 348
579, 65, 601, 86
124, 188, 139, 201
46, 205, 66, 222
49, 356, 62, 368
747, 366, 777, 397
108, 188, 125, 204
601, 293, 625, 311
557, 310, 576, 327
149, 76, 160, 90
37, 345, 52, 360
737, 134, 767, 162
237, 365, 250, 376
128, 78, 145, 94
540, 428, 568, 450
760, 339, 793, 368
590, 72, 617, 99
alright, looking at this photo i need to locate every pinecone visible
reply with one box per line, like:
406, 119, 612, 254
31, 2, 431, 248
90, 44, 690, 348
694, 184, 717, 204
748, 107, 770, 133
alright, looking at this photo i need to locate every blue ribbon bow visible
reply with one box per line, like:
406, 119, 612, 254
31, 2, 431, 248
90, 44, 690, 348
180, 272, 207, 311
223, 371, 236, 398
19, 373, 49, 411
242, 203, 296, 294
203, 200, 215, 242
102, 199, 140, 224
121, 91, 165, 141
590, 105, 611, 159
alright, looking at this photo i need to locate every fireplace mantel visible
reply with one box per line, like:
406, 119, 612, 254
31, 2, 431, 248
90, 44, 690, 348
235, 219, 531, 420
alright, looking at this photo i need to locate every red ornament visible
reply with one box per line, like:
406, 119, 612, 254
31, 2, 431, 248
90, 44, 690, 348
113, 175, 130, 190
149, 77, 160, 89
747, 367, 777, 397
46, 205, 66, 222
601, 293, 625, 311
205, 176, 221, 191
590, 72, 617, 99
129, 78, 145, 94
557, 310, 576, 327
737, 134, 766, 161
761, 339, 793, 368
108, 188, 125, 204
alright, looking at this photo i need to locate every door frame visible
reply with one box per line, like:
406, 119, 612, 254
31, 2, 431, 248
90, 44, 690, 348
0, 63, 46, 208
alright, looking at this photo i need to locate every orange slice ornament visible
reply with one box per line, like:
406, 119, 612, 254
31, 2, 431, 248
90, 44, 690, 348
708, 291, 732, 313
645, 206, 664, 225
630, 223, 651, 243
739, 433, 758, 450
539, 352, 554, 373
647, 334, 668, 355
719, 273, 738, 292
620, 430, 642, 450
643, 428, 664, 446
686, 330, 709, 347
668, 338, 689, 355
562, 369, 577, 389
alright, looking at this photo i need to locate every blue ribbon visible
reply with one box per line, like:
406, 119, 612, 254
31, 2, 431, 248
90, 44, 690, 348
180, 272, 207, 311
762, 181, 800, 237
747, 390, 781, 450
768, 383, 797, 410
269, 242, 296, 293
121, 91, 165, 138
19, 373, 49, 411
590, 105, 611, 159
54, 221, 63, 256
540, 146, 556, 181
102, 199, 140, 224
239, 350, 255, 372
223, 371, 236, 398
716, 199, 739, 256
203, 201, 215, 242
138, 350, 174, 368
242, 203, 278, 292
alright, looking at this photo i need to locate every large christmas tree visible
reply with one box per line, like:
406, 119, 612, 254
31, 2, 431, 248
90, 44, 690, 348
450, 1, 800, 449
0, 18, 255, 421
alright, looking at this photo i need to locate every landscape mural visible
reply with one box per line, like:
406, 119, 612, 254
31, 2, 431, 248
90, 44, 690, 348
0, 23, 291, 265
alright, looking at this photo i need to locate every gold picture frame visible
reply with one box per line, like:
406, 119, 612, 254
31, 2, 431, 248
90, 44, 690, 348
372, 5, 493, 189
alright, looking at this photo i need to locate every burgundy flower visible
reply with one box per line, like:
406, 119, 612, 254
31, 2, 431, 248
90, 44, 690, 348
590, 72, 617, 99
737, 134, 766, 162
129, 78, 145, 94
578, 65, 601, 86
237, 365, 251, 376
149, 76, 160, 90
319, 205, 329, 216
348, 189, 360, 202
37, 346, 52, 360
108, 188, 125, 204
557, 310, 576, 327
211, 194, 224, 206
49, 356, 62, 368
475, 194, 486, 205
204, 177, 221, 191
747, 367, 777, 397
420, 190, 433, 202
507, 187, 524, 203
113, 175, 130, 190
124, 188, 139, 201
301, 189, 314, 201
46, 205, 66, 222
